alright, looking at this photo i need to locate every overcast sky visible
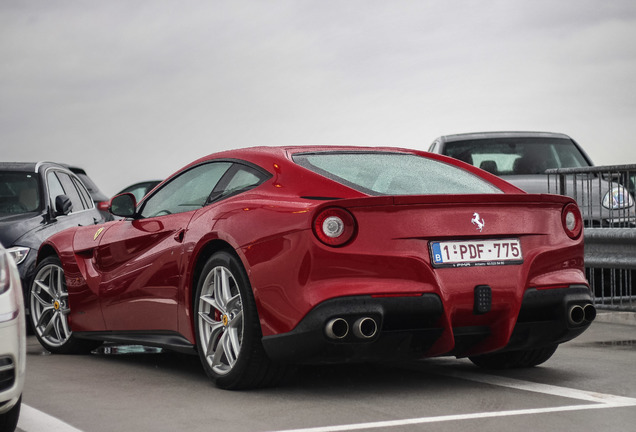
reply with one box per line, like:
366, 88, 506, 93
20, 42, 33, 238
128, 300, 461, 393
2, 1, 636, 195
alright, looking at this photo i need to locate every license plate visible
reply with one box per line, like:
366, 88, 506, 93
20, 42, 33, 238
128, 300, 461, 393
430, 239, 523, 268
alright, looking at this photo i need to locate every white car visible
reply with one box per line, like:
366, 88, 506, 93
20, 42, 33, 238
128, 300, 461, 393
0, 243, 26, 432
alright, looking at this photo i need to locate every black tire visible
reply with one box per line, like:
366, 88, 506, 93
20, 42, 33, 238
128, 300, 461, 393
0, 395, 21, 432
29, 256, 101, 354
469, 344, 558, 369
194, 251, 286, 389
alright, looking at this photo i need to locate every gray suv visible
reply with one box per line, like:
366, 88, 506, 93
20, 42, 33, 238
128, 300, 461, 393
429, 131, 634, 227
0, 162, 104, 310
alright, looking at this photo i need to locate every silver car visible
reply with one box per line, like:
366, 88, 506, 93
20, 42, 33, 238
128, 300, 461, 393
429, 131, 635, 227
0, 243, 26, 432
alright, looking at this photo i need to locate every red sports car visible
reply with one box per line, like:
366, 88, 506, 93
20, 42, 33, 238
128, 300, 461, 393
29, 146, 595, 389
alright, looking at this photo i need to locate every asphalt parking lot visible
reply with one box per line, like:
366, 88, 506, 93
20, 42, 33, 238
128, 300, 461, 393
17, 313, 636, 432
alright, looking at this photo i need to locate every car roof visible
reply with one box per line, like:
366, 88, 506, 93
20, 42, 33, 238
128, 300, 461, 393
179, 146, 435, 175
0, 161, 70, 173
189, 145, 422, 164
173, 145, 521, 194
434, 131, 573, 143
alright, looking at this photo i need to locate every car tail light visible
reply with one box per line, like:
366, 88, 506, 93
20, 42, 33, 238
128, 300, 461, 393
313, 207, 356, 247
562, 203, 582, 239
97, 200, 110, 211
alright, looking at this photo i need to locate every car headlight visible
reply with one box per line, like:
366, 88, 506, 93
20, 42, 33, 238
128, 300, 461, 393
7, 246, 30, 265
602, 186, 635, 210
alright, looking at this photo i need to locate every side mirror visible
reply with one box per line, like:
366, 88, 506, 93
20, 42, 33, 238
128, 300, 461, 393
110, 193, 137, 218
55, 195, 73, 216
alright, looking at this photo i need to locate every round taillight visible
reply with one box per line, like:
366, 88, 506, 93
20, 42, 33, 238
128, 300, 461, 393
562, 203, 582, 239
313, 207, 356, 247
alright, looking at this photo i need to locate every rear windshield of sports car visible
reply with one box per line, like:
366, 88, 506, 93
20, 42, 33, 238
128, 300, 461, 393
293, 152, 502, 195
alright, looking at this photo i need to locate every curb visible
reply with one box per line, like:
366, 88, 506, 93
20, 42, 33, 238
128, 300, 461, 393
594, 311, 636, 326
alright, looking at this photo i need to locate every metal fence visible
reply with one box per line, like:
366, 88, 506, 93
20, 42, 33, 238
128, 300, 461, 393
547, 165, 636, 311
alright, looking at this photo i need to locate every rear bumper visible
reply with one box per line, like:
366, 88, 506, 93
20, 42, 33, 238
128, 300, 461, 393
262, 294, 444, 363
501, 285, 594, 352
261, 285, 595, 364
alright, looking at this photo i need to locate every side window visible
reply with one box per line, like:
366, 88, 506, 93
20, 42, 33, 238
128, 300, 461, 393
56, 172, 87, 211
140, 162, 232, 218
46, 171, 66, 209
208, 164, 270, 202
73, 176, 94, 209
223, 167, 264, 193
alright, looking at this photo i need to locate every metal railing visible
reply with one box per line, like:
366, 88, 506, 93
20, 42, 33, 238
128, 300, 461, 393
584, 228, 636, 310
547, 164, 636, 227
547, 165, 636, 311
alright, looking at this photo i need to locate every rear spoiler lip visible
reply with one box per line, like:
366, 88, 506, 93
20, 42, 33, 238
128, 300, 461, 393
313, 193, 576, 209
392, 193, 575, 206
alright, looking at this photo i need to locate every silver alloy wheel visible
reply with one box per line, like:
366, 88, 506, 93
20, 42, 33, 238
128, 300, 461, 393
30, 263, 72, 347
197, 265, 244, 376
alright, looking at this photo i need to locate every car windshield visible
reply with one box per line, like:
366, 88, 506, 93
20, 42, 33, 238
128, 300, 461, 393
0, 171, 42, 216
293, 152, 502, 195
442, 137, 591, 175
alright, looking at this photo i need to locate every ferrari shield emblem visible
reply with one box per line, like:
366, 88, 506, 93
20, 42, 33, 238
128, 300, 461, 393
94, 227, 104, 241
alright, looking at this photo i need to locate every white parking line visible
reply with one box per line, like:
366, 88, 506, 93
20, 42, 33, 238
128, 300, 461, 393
267, 404, 626, 432
441, 369, 636, 406
18, 404, 84, 432
266, 369, 636, 432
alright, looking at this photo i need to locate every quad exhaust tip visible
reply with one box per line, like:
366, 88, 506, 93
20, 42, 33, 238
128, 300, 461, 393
325, 316, 379, 340
325, 318, 349, 339
568, 303, 596, 326
352, 317, 378, 339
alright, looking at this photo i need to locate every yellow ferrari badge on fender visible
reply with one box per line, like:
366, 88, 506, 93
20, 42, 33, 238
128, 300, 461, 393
94, 227, 104, 241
